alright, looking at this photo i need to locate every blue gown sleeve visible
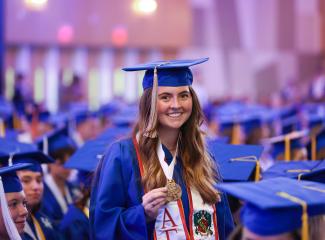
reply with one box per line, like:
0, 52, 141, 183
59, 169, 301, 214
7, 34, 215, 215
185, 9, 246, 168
89, 141, 148, 240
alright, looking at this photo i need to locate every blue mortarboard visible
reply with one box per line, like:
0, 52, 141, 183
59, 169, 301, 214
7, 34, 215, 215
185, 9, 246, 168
262, 160, 325, 183
6, 152, 54, 172
0, 137, 37, 158
26, 111, 51, 123
208, 142, 264, 182
65, 126, 129, 172
122, 57, 209, 89
0, 163, 33, 193
281, 115, 302, 134
35, 126, 77, 154
306, 113, 325, 130
217, 178, 325, 238
64, 139, 108, 172
278, 105, 300, 120
96, 126, 131, 141
266, 130, 308, 161
241, 116, 262, 135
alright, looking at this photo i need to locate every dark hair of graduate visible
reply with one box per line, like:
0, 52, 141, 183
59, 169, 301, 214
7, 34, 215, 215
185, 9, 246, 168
133, 86, 220, 205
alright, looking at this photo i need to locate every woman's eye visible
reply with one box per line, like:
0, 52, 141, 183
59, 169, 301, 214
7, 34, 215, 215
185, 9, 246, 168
160, 95, 170, 101
180, 93, 189, 99
9, 201, 18, 208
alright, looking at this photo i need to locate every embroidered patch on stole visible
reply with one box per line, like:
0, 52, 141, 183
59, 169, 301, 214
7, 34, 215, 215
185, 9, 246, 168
194, 210, 213, 236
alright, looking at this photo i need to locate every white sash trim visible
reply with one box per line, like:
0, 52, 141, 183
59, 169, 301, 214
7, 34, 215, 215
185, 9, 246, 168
24, 222, 37, 240
44, 174, 71, 214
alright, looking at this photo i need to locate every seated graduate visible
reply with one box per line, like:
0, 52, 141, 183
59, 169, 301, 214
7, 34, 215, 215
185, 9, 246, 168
6, 150, 64, 240
36, 127, 79, 225
90, 58, 234, 240
0, 163, 31, 240
217, 177, 325, 240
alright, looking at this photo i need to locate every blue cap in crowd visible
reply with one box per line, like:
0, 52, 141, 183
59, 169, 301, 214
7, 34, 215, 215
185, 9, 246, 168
208, 142, 263, 182
217, 177, 325, 239
262, 160, 325, 183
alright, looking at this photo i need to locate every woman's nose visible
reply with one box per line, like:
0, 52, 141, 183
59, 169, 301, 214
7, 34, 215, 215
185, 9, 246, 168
20, 204, 29, 218
171, 97, 180, 108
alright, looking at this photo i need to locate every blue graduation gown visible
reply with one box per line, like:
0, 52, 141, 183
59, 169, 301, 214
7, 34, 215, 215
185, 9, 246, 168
60, 204, 90, 240
41, 180, 77, 225
23, 211, 63, 240
90, 138, 234, 240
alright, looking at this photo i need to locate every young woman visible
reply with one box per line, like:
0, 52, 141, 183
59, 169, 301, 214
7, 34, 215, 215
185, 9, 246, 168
0, 163, 30, 240
11, 151, 64, 240
90, 58, 234, 239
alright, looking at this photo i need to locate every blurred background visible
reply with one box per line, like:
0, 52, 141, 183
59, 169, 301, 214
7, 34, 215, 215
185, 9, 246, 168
3, 0, 325, 113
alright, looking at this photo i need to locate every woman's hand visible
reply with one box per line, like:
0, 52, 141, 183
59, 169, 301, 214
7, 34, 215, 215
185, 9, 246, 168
142, 187, 168, 221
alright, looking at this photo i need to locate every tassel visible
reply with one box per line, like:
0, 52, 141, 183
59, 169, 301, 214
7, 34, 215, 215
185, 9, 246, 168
284, 135, 290, 161
0, 119, 5, 137
276, 191, 309, 240
144, 67, 158, 138
230, 156, 260, 181
255, 160, 260, 182
311, 135, 316, 161
231, 123, 241, 145
301, 209, 309, 240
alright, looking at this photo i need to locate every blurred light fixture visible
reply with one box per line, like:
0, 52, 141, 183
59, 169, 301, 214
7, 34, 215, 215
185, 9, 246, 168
111, 25, 128, 47
132, 0, 158, 15
57, 25, 74, 44
24, 0, 48, 11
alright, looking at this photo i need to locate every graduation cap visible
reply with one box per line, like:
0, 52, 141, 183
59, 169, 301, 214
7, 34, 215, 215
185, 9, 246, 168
281, 115, 303, 135
262, 160, 325, 183
122, 57, 208, 137
216, 177, 325, 240
35, 126, 77, 156
217, 116, 244, 145
1, 151, 54, 173
0, 163, 33, 239
208, 142, 264, 182
265, 130, 308, 161
26, 110, 51, 123
64, 139, 108, 172
0, 137, 37, 159
96, 126, 131, 141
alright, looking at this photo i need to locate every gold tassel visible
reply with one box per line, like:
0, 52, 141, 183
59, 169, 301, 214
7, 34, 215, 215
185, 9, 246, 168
231, 123, 241, 145
255, 160, 260, 182
276, 191, 309, 240
144, 67, 158, 138
230, 156, 260, 181
0, 119, 5, 137
284, 135, 290, 161
31, 215, 46, 240
311, 135, 316, 161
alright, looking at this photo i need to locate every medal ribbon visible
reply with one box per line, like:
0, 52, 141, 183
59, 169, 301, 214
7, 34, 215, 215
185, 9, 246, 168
157, 139, 178, 180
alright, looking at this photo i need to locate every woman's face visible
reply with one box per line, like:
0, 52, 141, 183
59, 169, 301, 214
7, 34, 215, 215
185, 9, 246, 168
17, 170, 44, 208
157, 86, 193, 131
0, 191, 29, 235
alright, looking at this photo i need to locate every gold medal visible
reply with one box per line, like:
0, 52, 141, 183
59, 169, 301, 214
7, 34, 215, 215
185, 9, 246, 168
166, 179, 182, 202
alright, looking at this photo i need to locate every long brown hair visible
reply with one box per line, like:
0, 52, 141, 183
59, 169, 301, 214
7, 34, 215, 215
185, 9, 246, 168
133, 86, 220, 204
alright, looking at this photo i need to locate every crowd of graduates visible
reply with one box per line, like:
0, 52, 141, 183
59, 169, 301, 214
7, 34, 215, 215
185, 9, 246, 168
0, 61, 324, 240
